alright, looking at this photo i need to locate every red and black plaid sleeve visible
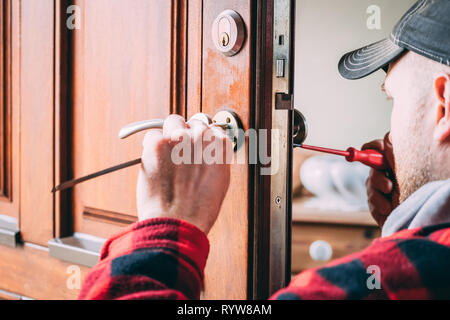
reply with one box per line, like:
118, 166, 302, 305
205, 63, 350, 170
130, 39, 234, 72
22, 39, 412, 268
272, 223, 450, 300
79, 217, 450, 300
78, 218, 209, 300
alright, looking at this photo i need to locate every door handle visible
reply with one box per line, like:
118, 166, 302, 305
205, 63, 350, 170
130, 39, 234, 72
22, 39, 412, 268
118, 119, 165, 139
119, 111, 243, 151
119, 113, 214, 139
118, 113, 228, 139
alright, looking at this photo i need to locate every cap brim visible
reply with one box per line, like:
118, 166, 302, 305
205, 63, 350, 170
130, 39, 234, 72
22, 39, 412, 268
338, 38, 405, 80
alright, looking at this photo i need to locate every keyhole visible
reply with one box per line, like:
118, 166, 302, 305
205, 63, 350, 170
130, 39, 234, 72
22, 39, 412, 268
220, 32, 230, 47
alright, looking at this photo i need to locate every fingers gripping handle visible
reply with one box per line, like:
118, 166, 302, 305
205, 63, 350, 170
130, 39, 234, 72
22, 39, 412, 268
118, 113, 215, 139
118, 111, 244, 151
119, 113, 227, 139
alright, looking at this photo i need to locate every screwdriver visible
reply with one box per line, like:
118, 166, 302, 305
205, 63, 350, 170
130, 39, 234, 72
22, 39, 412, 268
293, 143, 388, 171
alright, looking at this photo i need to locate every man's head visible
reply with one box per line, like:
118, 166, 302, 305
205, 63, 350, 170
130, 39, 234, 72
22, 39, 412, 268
384, 52, 450, 202
338, 0, 450, 202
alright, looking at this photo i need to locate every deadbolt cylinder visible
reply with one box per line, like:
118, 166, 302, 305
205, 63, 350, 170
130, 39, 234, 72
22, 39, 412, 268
211, 10, 246, 57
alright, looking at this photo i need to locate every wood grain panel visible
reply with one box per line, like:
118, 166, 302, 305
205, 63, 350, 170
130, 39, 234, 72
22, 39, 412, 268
201, 0, 253, 300
71, 0, 183, 239
186, 0, 203, 118
0, 243, 89, 299
19, 0, 54, 244
54, 0, 74, 239
0, 0, 19, 220
83, 207, 137, 226
0, 0, 10, 199
171, 0, 187, 118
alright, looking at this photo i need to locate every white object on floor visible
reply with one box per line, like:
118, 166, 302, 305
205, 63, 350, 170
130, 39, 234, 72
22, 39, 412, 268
309, 240, 333, 261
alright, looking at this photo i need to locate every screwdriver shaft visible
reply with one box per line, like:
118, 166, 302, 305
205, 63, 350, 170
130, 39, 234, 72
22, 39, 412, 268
294, 144, 350, 157
294, 143, 387, 170
52, 158, 141, 193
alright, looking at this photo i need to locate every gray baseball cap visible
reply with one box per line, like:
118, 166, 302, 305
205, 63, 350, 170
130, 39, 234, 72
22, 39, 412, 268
338, 0, 450, 80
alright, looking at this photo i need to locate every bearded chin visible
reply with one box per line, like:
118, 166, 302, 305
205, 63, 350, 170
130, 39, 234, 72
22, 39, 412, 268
395, 146, 434, 203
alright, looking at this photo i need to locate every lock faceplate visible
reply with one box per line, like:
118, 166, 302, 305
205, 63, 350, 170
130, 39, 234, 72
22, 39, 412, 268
211, 10, 245, 57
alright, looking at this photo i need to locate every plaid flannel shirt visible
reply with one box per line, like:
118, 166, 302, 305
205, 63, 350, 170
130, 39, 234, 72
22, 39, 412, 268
79, 218, 450, 300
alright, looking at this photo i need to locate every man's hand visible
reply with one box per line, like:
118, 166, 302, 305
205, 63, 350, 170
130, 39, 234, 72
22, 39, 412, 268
136, 114, 232, 234
361, 132, 400, 227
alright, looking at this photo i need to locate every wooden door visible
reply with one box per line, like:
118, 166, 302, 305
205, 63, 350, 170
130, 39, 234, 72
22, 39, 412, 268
69, 0, 177, 239
0, 0, 293, 300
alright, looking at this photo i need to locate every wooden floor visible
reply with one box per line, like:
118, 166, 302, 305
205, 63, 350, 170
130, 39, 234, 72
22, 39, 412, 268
0, 242, 89, 300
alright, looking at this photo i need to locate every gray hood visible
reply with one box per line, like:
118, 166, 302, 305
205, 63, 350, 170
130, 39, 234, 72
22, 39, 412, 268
382, 179, 450, 237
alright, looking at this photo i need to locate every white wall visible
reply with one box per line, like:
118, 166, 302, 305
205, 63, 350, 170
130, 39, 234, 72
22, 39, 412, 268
294, 0, 417, 150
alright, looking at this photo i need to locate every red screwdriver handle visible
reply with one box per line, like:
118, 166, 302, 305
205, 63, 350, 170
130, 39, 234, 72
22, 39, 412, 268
345, 148, 388, 171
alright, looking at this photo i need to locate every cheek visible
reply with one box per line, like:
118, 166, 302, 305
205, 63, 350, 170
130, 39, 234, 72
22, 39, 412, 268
390, 102, 402, 148
390, 99, 412, 153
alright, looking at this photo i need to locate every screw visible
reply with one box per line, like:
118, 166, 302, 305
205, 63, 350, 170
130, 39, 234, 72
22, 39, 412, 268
220, 32, 230, 47
275, 196, 282, 205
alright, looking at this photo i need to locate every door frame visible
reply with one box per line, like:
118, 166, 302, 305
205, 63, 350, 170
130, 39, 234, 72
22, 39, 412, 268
251, 0, 295, 299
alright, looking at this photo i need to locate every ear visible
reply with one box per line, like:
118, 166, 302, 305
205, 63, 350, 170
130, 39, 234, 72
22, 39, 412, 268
433, 74, 450, 143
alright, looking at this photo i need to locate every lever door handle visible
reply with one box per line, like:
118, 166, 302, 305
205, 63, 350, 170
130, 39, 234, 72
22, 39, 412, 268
118, 119, 165, 139
118, 113, 229, 139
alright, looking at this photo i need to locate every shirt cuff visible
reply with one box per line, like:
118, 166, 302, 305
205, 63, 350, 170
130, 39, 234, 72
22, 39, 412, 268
99, 217, 210, 275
